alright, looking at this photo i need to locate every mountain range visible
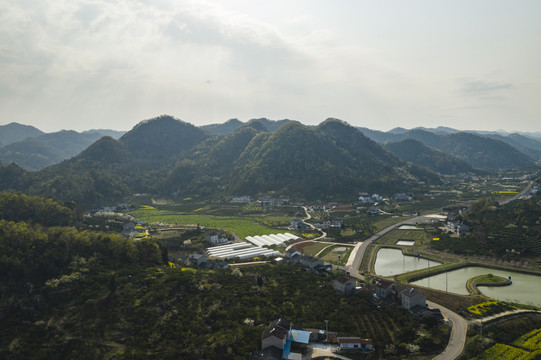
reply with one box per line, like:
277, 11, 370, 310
0, 123, 125, 171
0, 115, 539, 206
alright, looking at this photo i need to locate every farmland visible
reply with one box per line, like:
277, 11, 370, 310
130, 206, 293, 239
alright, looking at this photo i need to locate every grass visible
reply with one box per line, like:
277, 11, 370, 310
319, 245, 354, 265
302, 243, 331, 257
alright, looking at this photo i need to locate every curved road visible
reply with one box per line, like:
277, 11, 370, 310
345, 215, 468, 360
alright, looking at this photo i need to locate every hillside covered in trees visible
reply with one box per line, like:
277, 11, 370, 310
432, 195, 541, 259
0, 194, 448, 359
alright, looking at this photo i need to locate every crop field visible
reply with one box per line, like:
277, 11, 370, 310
130, 208, 291, 239
474, 343, 531, 360
467, 300, 515, 318
514, 329, 541, 351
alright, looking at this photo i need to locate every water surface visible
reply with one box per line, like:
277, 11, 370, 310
374, 248, 442, 277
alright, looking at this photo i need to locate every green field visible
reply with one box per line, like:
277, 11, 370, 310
376, 228, 433, 246
369, 216, 411, 233
130, 208, 291, 239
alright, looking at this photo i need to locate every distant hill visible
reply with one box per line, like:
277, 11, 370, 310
384, 139, 474, 174
0, 130, 125, 171
83, 129, 125, 139
0, 122, 44, 146
200, 118, 295, 135
483, 133, 541, 161
359, 127, 537, 171
200, 118, 244, 135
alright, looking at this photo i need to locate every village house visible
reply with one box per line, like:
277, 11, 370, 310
331, 276, 357, 296
375, 279, 395, 300
335, 337, 374, 351
358, 196, 375, 204
259, 318, 310, 360
308, 204, 326, 212
261, 318, 290, 351
231, 195, 253, 203
204, 232, 228, 245
400, 288, 426, 311
188, 254, 207, 266
289, 219, 310, 231
284, 248, 301, 260
297, 256, 332, 274
393, 193, 411, 201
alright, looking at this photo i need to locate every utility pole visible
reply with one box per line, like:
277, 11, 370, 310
325, 320, 329, 341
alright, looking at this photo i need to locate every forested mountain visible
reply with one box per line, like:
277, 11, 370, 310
433, 196, 541, 258
359, 127, 537, 171
384, 139, 475, 174
228, 119, 429, 198
0, 116, 442, 206
120, 115, 209, 164
0, 122, 44, 147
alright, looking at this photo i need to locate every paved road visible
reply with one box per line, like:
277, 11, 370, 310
470, 309, 541, 326
499, 181, 534, 206
344, 215, 469, 360
345, 216, 423, 277
301, 206, 327, 240
427, 300, 468, 360
303, 343, 352, 360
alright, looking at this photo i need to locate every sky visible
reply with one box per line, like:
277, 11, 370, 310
1, 0, 540, 133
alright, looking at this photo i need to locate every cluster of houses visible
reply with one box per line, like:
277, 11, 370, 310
231, 195, 254, 204
289, 219, 310, 231
442, 221, 470, 237
312, 218, 343, 229
283, 249, 333, 274
231, 196, 291, 207
180, 253, 231, 270
374, 279, 443, 319
252, 317, 374, 360
358, 193, 383, 204
204, 232, 229, 245
122, 222, 148, 238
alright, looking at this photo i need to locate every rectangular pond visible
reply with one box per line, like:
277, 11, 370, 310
374, 248, 442, 277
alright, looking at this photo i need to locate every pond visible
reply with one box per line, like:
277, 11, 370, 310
410, 266, 541, 307
374, 248, 442, 277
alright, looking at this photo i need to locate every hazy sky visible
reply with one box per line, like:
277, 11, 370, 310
1, 0, 540, 132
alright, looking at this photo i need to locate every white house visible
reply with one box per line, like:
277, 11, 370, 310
401, 288, 426, 311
